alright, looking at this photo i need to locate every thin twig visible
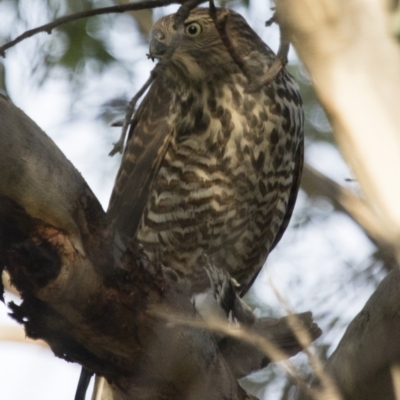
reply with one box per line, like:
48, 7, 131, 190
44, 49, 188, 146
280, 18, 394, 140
266, 13, 277, 27
246, 22, 290, 92
208, 4, 288, 92
208, 5, 250, 79
109, 66, 159, 156
175, 0, 207, 26
270, 280, 343, 400
0, 0, 206, 57
170, 0, 206, 57
151, 308, 315, 396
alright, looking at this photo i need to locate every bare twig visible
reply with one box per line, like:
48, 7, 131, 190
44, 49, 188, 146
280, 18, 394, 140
109, 0, 206, 156
266, 13, 277, 27
0, 0, 207, 57
154, 309, 340, 400
301, 163, 397, 263
270, 281, 343, 400
246, 18, 290, 91
152, 308, 314, 396
208, 4, 290, 92
109, 68, 158, 156
208, 5, 250, 80
175, 0, 207, 26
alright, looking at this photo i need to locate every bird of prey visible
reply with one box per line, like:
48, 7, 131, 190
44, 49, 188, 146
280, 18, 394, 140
108, 7, 304, 297
75, 7, 304, 399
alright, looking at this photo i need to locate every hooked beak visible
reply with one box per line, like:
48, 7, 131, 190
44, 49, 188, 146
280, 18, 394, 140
149, 29, 168, 60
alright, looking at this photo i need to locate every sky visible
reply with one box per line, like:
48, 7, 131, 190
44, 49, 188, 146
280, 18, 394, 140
0, 1, 381, 399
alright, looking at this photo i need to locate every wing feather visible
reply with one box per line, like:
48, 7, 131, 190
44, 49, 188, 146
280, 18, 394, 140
107, 79, 175, 241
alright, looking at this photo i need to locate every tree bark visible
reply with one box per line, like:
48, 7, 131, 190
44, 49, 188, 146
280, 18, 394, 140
326, 268, 400, 400
297, 268, 400, 400
0, 95, 252, 400
276, 0, 400, 261
275, 0, 400, 397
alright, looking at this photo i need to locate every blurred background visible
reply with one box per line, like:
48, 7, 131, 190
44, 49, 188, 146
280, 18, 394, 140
0, 0, 390, 399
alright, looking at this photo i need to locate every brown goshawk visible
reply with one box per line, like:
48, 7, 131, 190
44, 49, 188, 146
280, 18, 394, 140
108, 8, 304, 297
75, 8, 305, 399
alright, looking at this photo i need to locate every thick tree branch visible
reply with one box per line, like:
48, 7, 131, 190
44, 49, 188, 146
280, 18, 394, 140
0, 325, 48, 348
275, 0, 400, 397
276, 0, 400, 262
301, 164, 398, 268
297, 267, 400, 400
0, 95, 252, 400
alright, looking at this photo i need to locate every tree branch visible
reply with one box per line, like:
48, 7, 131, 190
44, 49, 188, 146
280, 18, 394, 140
0, 325, 48, 348
301, 164, 398, 268
0, 95, 250, 400
297, 267, 400, 400
276, 0, 400, 262
109, 70, 157, 156
274, 0, 400, 397
0, 0, 207, 57
208, 4, 289, 92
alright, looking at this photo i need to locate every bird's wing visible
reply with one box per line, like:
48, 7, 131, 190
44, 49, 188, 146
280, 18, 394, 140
239, 139, 304, 297
107, 79, 175, 241
269, 138, 304, 252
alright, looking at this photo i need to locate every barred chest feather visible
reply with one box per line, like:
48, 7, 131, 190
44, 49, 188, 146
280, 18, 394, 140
136, 70, 303, 293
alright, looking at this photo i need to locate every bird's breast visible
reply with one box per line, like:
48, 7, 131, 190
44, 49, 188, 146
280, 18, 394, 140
136, 73, 303, 290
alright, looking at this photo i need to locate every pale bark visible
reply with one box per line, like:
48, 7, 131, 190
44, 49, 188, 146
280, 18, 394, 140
0, 325, 48, 348
302, 164, 395, 253
297, 268, 400, 400
275, 0, 400, 397
276, 0, 400, 260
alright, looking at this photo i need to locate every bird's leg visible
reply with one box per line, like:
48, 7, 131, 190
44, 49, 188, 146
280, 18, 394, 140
204, 261, 255, 326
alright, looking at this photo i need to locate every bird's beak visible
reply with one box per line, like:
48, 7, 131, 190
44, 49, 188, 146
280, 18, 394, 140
149, 29, 168, 60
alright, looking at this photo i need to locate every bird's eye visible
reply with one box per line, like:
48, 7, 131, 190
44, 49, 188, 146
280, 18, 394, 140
184, 22, 202, 37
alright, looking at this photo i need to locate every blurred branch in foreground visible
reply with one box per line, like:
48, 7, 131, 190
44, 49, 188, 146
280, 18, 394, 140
301, 164, 398, 271
2, 271, 19, 297
276, 0, 400, 397
297, 267, 400, 400
276, 0, 400, 262
0, 325, 48, 348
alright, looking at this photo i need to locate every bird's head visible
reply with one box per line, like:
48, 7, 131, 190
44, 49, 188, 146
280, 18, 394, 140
149, 8, 256, 80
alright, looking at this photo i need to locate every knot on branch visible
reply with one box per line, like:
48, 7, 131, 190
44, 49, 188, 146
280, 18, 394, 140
8, 238, 61, 294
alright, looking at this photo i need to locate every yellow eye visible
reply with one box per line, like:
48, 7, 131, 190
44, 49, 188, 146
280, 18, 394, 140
184, 22, 202, 37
